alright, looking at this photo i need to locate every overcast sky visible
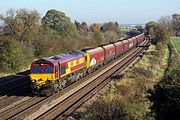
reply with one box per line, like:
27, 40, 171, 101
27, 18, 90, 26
0, 0, 180, 24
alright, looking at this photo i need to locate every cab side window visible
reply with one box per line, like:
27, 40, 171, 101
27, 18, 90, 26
60, 66, 66, 75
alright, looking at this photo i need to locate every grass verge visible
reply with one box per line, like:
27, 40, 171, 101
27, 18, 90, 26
171, 37, 180, 54
80, 44, 169, 120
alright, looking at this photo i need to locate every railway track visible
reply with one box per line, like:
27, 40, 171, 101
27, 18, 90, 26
0, 74, 31, 110
0, 75, 24, 85
0, 80, 31, 107
0, 97, 46, 119
0, 39, 149, 120
36, 39, 149, 120
0, 87, 31, 109
0, 58, 115, 119
0, 76, 30, 96
0, 81, 30, 95
0, 70, 29, 92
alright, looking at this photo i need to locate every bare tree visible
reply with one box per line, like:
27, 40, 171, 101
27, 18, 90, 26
172, 14, 180, 36
0, 9, 41, 42
158, 16, 173, 34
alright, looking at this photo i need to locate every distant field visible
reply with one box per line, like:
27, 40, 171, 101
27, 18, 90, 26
171, 37, 180, 54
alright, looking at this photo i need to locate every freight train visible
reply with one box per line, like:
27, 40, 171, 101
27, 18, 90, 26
30, 32, 145, 95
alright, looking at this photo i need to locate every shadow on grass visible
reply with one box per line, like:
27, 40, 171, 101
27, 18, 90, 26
110, 74, 123, 81
0, 70, 32, 97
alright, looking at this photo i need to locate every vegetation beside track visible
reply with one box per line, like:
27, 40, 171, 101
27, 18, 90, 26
148, 42, 180, 120
81, 21, 180, 120
81, 43, 169, 120
171, 37, 180, 54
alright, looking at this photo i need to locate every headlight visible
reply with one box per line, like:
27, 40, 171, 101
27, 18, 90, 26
31, 80, 36, 83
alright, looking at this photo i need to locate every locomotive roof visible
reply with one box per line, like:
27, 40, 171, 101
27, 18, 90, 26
43, 50, 86, 65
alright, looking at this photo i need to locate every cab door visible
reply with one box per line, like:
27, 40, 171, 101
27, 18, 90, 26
55, 65, 59, 79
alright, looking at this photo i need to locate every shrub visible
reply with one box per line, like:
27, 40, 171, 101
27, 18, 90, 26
148, 68, 180, 120
82, 96, 133, 120
92, 32, 103, 46
148, 42, 180, 120
0, 38, 24, 73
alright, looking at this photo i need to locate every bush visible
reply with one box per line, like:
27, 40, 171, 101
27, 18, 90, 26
0, 38, 24, 73
21, 42, 34, 68
148, 68, 180, 120
92, 32, 103, 46
148, 42, 180, 120
103, 31, 118, 43
82, 96, 133, 120
146, 21, 170, 46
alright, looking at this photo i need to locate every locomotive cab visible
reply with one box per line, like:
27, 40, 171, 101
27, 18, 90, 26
30, 59, 57, 93
30, 51, 87, 95
31, 64, 55, 84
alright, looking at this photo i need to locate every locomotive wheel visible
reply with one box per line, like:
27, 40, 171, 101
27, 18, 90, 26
58, 80, 62, 90
76, 73, 81, 81
32, 90, 36, 97
53, 82, 59, 93
83, 70, 87, 77
79, 74, 83, 80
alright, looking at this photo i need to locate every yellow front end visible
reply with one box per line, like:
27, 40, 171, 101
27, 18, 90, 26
30, 73, 56, 86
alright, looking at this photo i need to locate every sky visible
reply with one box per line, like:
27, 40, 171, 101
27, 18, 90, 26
0, 0, 180, 24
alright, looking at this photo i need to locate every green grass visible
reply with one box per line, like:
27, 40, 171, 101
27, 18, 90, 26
171, 37, 180, 54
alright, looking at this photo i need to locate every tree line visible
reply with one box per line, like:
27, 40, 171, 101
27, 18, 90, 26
0, 9, 122, 74
158, 13, 180, 36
